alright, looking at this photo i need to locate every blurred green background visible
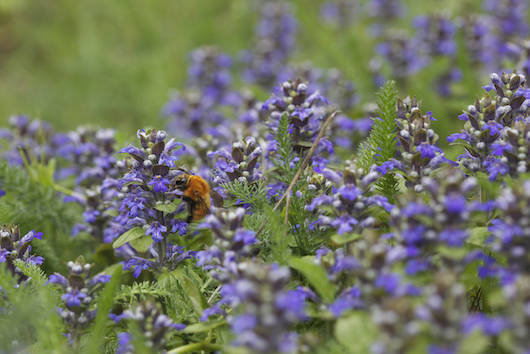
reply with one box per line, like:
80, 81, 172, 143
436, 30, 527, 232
0, 0, 489, 138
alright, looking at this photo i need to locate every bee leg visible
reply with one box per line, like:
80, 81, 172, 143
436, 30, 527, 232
186, 203, 194, 223
182, 196, 195, 223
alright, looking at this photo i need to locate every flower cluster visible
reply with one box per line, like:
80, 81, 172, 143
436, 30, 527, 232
220, 262, 307, 353
368, 0, 403, 24
164, 47, 234, 141
47, 258, 110, 341
460, 15, 496, 69
485, 0, 528, 60
112, 129, 195, 274
70, 181, 123, 242
390, 168, 486, 275
186, 46, 235, 106
384, 96, 453, 189
499, 275, 530, 353
0, 225, 43, 283
489, 181, 530, 282
448, 72, 530, 180
262, 79, 330, 169
488, 118, 530, 178
60, 127, 125, 242
196, 208, 257, 283
0, 115, 61, 166
414, 271, 471, 354
413, 15, 457, 59
316, 233, 419, 318
306, 162, 392, 235
112, 301, 185, 353
320, 0, 359, 28
413, 14, 461, 96
373, 32, 423, 82
210, 136, 263, 186
56, 126, 119, 185
241, 1, 297, 88
370, 296, 420, 353
284, 63, 359, 113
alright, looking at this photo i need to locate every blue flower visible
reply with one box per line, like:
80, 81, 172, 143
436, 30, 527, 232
439, 229, 468, 247
148, 175, 169, 193
444, 194, 467, 214
417, 143, 442, 159
232, 314, 257, 333
123, 257, 154, 278
491, 142, 512, 156
116, 332, 133, 354
146, 222, 167, 243
447, 132, 471, 143
337, 185, 360, 201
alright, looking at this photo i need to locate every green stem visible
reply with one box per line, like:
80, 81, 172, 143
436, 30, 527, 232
157, 211, 167, 265
167, 342, 222, 354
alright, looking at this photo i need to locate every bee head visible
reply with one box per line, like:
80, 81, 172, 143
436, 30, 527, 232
172, 174, 189, 190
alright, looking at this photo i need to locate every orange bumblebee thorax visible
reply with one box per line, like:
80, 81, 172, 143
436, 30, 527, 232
175, 174, 211, 222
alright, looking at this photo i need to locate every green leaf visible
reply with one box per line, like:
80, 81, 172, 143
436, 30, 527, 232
331, 233, 361, 246
458, 330, 490, 354
335, 312, 378, 353
466, 227, 490, 248
182, 319, 226, 334
160, 269, 207, 316
436, 245, 469, 261
84, 267, 123, 354
154, 201, 179, 213
289, 256, 336, 302
129, 235, 153, 252
357, 80, 399, 202
113, 227, 146, 248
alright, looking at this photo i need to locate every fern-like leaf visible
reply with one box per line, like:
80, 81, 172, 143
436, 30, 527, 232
357, 81, 399, 202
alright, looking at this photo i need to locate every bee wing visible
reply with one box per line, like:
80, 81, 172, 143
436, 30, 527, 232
210, 189, 224, 208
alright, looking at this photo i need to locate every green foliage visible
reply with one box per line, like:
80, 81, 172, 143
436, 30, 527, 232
221, 179, 268, 210
331, 232, 361, 246
158, 267, 208, 321
0, 161, 94, 273
276, 113, 293, 165
153, 200, 181, 214
112, 227, 146, 249
0, 262, 68, 353
181, 319, 226, 334
357, 80, 398, 168
288, 256, 337, 302
115, 281, 170, 305
334, 312, 378, 354
273, 112, 297, 183
358, 80, 400, 201
85, 267, 123, 354
258, 204, 292, 265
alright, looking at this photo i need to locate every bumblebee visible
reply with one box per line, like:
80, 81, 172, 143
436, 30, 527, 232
172, 170, 222, 223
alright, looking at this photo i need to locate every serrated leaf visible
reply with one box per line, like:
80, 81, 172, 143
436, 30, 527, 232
129, 235, 153, 252
289, 256, 336, 302
331, 233, 361, 245
335, 312, 378, 353
182, 319, 226, 334
113, 227, 145, 248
